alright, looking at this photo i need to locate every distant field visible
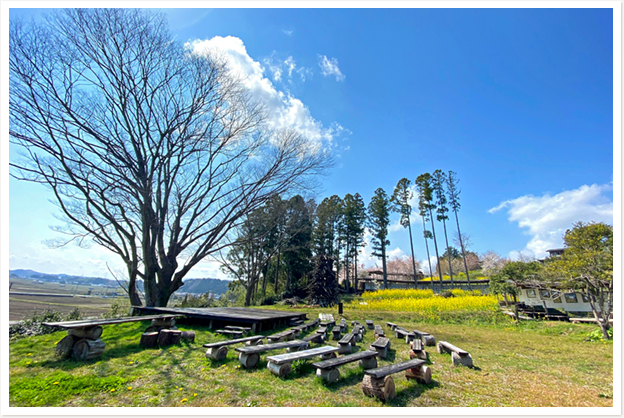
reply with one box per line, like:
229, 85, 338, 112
9, 278, 118, 321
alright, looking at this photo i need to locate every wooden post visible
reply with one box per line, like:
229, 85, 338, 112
140, 332, 159, 348
239, 352, 260, 368
180, 331, 195, 342
316, 368, 340, 383
206, 346, 228, 361
359, 356, 378, 369
405, 365, 432, 384
72, 338, 106, 361
362, 375, 395, 402
55, 335, 78, 359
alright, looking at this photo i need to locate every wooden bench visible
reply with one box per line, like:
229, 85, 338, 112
413, 329, 436, 346
338, 319, 347, 332
235, 340, 310, 368
362, 358, 431, 402
437, 341, 473, 367
267, 329, 296, 343
43, 314, 183, 361
352, 324, 364, 342
203, 335, 266, 360
266, 346, 340, 377
366, 319, 374, 329
215, 329, 244, 338
313, 350, 379, 382
395, 328, 416, 343
331, 325, 342, 341
374, 325, 385, 339
225, 325, 251, 334
409, 339, 427, 360
386, 322, 397, 330
303, 332, 324, 344
316, 326, 328, 336
337, 333, 356, 354
370, 337, 391, 359
351, 320, 360, 326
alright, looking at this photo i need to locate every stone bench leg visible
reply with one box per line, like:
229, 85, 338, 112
409, 349, 428, 361
239, 352, 260, 368
371, 346, 388, 359
362, 375, 395, 402
337, 343, 352, 354
423, 335, 436, 346
452, 352, 473, 367
267, 361, 292, 377
245, 339, 262, 346
206, 346, 228, 361
405, 365, 432, 384
320, 352, 337, 360
317, 367, 340, 383
359, 356, 378, 369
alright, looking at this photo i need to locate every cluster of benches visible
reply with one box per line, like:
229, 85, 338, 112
45, 312, 474, 403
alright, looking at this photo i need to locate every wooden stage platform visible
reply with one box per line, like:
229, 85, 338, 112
131, 306, 307, 333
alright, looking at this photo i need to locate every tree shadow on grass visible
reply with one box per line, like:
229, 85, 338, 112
386, 379, 441, 407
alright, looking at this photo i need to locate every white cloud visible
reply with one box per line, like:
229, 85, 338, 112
489, 183, 613, 258
282, 29, 293, 37
318, 55, 345, 81
190, 37, 346, 150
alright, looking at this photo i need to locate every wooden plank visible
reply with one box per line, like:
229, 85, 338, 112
303, 333, 324, 343
266, 346, 340, 365
371, 337, 390, 349
364, 359, 426, 379
215, 329, 244, 337
313, 350, 379, 369
412, 339, 423, 351
365, 320, 374, 326
42, 314, 183, 329
439, 341, 469, 355
339, 333, 355, 345
235, 340, 308, 354
225, 325, 252, 332
203, 335, 265, 348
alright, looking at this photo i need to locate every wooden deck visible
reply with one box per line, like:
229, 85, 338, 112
131, 306, 307, 333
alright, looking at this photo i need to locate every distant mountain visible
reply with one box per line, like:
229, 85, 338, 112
9, 269, 231, 295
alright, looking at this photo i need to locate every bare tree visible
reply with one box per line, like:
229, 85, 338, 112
9, 9, 331, 307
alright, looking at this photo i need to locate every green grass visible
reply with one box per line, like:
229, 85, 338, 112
8, 308, 613, 407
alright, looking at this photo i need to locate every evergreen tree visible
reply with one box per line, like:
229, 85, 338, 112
416, 173, 443, 292
308, 255, 339, 307
390, 178, 419, 286
432, 169, 454, 287
342, 193, 367, 292
367, 188, 391, 289
446, 171, 473, 292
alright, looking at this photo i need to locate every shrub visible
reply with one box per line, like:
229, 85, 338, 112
9, 308, 83, 340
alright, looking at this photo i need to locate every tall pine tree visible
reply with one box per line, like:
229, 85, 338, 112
367, 188, 391, 289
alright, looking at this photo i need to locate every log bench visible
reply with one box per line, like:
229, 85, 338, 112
337, 333, 356, 354
320, 321, 335, 328
316, 326, 328, 337
203, 335, 266, 360
366, 319, 374, 330
395, 328, 416, 343
374, 325, 385, 339
313, 350, 379, 382
266, 346, 340, 377
362, 358, 431, 402
303, 332, 325, 344
338, 319, 347, 332
437, 341, 473, 367
331, 325, 342, 341
224, 325, 251, 334
409, 339, 427, 360
235, 340, 309, 368
43, 314, 183, 361
351, 320, 360, 326
352, 324, 364, 342
386, 322, 397, 330
370, 337, 391, 359
215, 329, 244, 338
413, 329, 436, 346
267, 330, 296, 343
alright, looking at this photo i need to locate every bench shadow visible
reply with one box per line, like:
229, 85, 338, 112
386, 379, 442, 407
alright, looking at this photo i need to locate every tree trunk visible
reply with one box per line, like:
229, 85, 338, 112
55, 335, 78, 359
345, 241, 350, 293
274, 250, 281, 294
381, 245, 388, 290
453, 209, 473, 293
428, 207, 443, 293
140, 332, 159, 348
422, 217, 434, 291
354, 253, 359, 293
441, 218, 454, 286
407, 220, 418, 287
72, 338, 106, 361
513, 294, 520, 323
362, 375, 395, 402
68, 326, 103, 340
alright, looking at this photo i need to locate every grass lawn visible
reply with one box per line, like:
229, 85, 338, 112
8, 307, 613, 407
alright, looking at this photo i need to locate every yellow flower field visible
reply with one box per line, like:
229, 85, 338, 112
349, 288, 497, 314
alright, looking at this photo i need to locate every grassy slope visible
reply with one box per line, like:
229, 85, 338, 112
9, 307, 613, 407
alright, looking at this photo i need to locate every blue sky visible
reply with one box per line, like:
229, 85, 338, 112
7, 7, 615, 279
